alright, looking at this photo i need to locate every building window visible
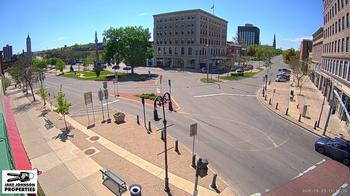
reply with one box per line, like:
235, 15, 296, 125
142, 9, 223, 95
169, 47, 172, 55
338, 39, 341, 52
336, 21, 338, 33
188, 47, 192, 55
163, 47, 167, 55
175, 47, 178, 55
342, 38, 345, 52
340, 61, 343, 77
158, 47, 161, 55
347, 37, 349, 52
347, 13, 349, 28
342, 16, 345, 30
343, 61, 347, 79
181, 47, 185, 55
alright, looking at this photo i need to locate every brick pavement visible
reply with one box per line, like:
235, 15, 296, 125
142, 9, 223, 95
258, 75, 350, 140
7, 86, 232, 195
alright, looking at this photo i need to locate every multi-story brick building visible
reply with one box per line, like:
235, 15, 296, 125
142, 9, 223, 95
319, 0, 350, 120
153, 9, 228, 69
300, 39, 313, 60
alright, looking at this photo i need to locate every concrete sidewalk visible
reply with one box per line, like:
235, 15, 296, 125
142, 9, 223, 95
257, 75, 350, 140
8, 86, 233, 195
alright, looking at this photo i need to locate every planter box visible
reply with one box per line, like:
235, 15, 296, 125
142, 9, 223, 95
113, 112, 125, 124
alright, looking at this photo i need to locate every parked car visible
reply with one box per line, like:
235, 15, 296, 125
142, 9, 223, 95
278, 68, 291, 73
123, 66, 131, 71
275, 76, 288, 82
277, 73, 290, 80
112, 65, 120, 70
315, 137, 350, 165
243, 64, 254, 71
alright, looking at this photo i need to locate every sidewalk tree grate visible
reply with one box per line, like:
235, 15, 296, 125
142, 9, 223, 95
84, 148, 96, 155
89, 136, 100, 141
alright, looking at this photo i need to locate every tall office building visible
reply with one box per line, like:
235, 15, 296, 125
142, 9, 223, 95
3, 45, 13, 61
237, 24, 260, 46
153, 9, 228, 69
319, 0, 350, 120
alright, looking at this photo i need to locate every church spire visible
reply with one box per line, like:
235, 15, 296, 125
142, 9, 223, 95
273, 34, 276, 49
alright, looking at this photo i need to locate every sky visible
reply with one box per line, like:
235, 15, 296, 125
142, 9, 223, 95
0, 0, 323, 54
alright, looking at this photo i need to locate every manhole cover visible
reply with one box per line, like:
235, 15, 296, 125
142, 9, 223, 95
89, 136, 100, 141
84, 149, 96, 155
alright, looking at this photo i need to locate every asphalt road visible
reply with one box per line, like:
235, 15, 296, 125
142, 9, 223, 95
44, 55, 324, 195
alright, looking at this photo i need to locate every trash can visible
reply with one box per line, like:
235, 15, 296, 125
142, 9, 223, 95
130, 184, 142, 196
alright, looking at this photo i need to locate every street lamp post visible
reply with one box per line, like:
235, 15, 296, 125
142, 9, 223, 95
317, 80, 328, 127
153, 92, 174, 193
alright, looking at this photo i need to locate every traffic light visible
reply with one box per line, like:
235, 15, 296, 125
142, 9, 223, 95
196, 158, 208, 178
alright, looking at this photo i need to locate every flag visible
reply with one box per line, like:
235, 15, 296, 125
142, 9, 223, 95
211, 3, 214, 9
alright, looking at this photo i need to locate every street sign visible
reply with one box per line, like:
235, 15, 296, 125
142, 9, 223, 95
84, 92, 93, 105
103, 81, 107, 89
98, 89, 103, 101
190, 123, 198, 136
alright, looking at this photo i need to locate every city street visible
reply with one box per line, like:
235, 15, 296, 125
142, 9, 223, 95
44, 55, 324, 195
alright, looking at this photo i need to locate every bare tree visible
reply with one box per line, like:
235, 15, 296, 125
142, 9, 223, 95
288, 57, 309, 94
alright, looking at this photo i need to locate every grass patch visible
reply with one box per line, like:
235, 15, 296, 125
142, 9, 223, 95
137, 93, 157, 100
62, 70, 125, 81
200, 78, 219, 83
219, 70, 262, 80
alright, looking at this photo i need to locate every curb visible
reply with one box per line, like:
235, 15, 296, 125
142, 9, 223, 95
256, 88, 322, 138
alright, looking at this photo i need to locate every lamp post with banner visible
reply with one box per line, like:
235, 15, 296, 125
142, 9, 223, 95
98, 88, 106, 123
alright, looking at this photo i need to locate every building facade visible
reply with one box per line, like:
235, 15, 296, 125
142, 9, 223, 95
2, 45, 13, 62
311, 27, 324, 86
153, 9, 228, 69
237, 24, 260, 47
300, 39, 313, 60
319, 0, 350, 121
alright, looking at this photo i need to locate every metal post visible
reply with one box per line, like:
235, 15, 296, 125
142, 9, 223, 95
142, 98, 146, 128
136, 115, 140, 125
192, 135, 195, 161
318, 93, 326, 128
106, 98, 110, 122
324, 105, 333, 135
168, 79, 171, 95
148, 121, 152, 133
193, 171, 199, 196
92, 102, 96, 125
162, 102, 170, 193
86, 105, 90, 127
192, 154, 196, 168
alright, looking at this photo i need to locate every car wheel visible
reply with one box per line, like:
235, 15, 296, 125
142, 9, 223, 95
342, 158, 350, 165
317, 147, 325, 154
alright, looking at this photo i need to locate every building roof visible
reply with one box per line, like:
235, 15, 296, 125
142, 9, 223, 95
153, 9, 228, 23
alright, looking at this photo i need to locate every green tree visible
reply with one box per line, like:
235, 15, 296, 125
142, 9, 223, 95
1, 77, 11, 94
33, 59, 48, 84
103, 26, 152, 74
38, 84, 48, 106
54, 87, 71, 130
52, 57, 65, 72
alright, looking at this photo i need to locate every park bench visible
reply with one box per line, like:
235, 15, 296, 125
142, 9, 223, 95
100, 169, 127, 195
44, 118, 53, 129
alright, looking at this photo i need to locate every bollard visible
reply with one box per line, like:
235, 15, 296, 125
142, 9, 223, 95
191, 154, 196, 168
269, 98, 272, 105
262, 89, 265, 97
314, 121, 317, 129
148, 121, 152, 133
265, 95, 267, 101
298, 114, 302, 122
285, 108, 289, 115
210, 173, 218, 190
130, 184, 142, 196
175, 140, 179, 153
275, 103, 278, 110
136, 115, 140, 125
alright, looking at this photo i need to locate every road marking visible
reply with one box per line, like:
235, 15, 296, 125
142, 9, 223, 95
102, 99, 119, 106
249, 193, 261, 196
316, 159, 326, 165
332, 183, 348, 196
194, 93, 255, 98
292, 164, 317, 180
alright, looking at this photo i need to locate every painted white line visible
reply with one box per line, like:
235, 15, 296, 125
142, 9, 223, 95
316, 159, 326, 165
102, 99, 119, 106
194, 93, 255, 98
249, 193, 261, 196
292, 164, 317, 180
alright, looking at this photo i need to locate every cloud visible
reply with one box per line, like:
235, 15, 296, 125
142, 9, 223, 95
283, 36, 313, 43
138, 12, 150, 16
